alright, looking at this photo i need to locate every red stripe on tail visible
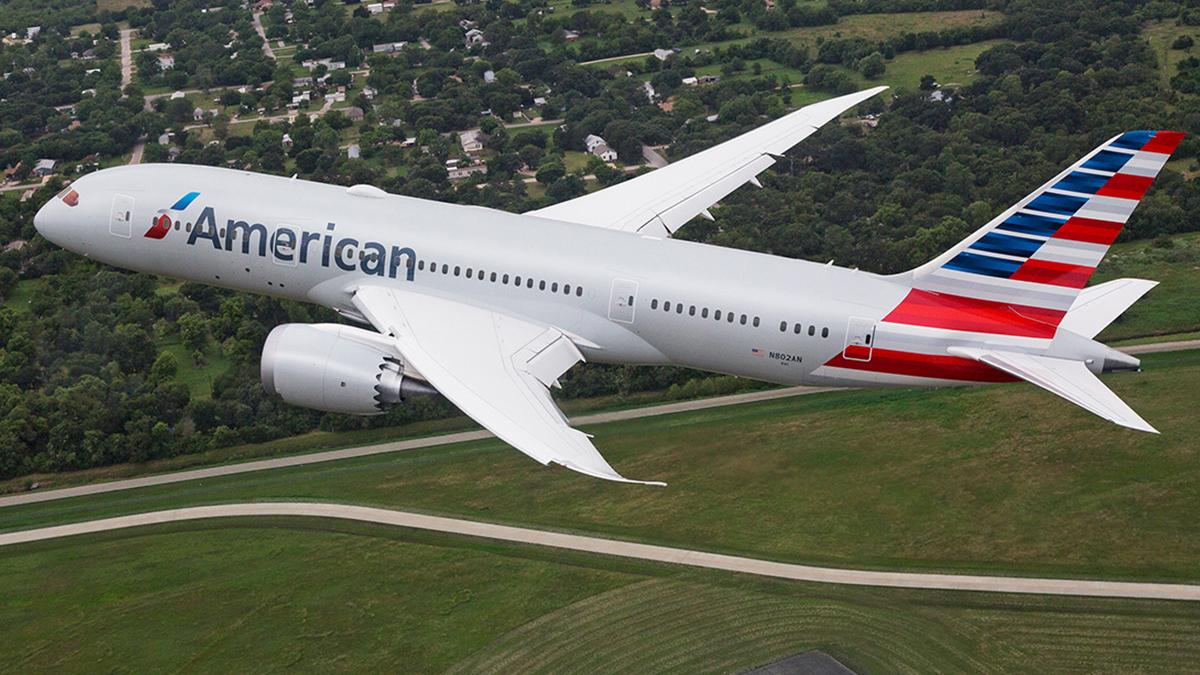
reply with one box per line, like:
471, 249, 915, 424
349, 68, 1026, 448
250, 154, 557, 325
1052, 216, 1124, 245
884, 289, 1065, 339
1096, 173, 1154, 200
1009, 259, 1095, 288
1141, 130, 1185, 155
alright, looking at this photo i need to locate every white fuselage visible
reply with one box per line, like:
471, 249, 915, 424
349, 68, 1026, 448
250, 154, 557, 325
32, 164, 1007, 388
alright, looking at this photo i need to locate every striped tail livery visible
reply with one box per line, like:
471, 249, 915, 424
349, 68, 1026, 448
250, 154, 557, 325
843, 130, 1184, 433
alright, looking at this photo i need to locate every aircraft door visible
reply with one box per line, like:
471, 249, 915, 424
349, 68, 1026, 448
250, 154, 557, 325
109, 194, 134, 238
842, 317, 875, 362
608, 279, 638, 324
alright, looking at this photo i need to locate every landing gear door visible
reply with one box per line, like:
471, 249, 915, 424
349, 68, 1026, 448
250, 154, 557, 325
109, 194, 134, 238
843, 317, 875, 362
608, 279, 638, 324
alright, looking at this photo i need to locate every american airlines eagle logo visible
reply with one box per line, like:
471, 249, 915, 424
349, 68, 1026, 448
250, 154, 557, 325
144, 191, 200, 239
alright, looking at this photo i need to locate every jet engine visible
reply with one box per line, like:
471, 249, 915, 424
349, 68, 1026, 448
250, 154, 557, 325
261, 323, 436, 415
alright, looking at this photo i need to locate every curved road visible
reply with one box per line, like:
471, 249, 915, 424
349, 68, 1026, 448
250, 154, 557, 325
2, 502, 1198, 601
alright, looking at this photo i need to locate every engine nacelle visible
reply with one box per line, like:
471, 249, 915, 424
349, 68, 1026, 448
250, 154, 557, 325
261, 323, 436, 415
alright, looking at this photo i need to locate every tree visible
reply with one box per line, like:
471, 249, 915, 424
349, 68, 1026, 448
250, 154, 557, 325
535, 160, 565, 185
858, 52, 885, 80
919, 74, 938, 90
177, 312, 209, 353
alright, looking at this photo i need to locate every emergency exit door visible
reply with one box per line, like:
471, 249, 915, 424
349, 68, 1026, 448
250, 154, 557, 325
843, 317, 876, 362
109, 194, 134, 238
608, 279, 638, 323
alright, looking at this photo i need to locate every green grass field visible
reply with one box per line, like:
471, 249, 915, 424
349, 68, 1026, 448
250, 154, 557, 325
4, 517, 1200, 671
4, 349, 1199, 584
1094, 232, 1200, 340
1143, 20, 1200, 88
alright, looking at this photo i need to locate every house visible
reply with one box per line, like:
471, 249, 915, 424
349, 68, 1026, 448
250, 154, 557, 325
372, 42, 406, 53
344, 106, 365, 121
459, 19, 477, 29
563, 30, 580, 42
293, 76, 313, 88
652, 48, 675, 61
483, 69, 495, 84
459, 128, 484, 153
643, 80, 656, 102
169, 90, 186, 100
448, 163, 487, 180
291, 91, 311, 106
590, 141, 617, 162
282, 133, 293, 148
464, 29, 487, 47
324, 91, 346, 103
681, 76, 698, 86
4, 239, 27, 252
33, 159, 56, 177
346, 144, 360, 159
301, 58, 346, 71
146, 42, 170, 52
698, 74, 720, 85
25, 26, 40, 40
366, 2, 384, 13
157, 54, 175, 70
584, 134, 606, 152
158, 132, 171, 145
533, 96, 547, 106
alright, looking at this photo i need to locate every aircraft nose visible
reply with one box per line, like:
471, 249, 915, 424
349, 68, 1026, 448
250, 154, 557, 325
33, 197, 60, 243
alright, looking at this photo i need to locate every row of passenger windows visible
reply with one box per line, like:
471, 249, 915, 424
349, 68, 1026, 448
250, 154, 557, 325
648, 298, 831, 337
416, 259, 585, 297
650, 298, 760, 327
780, 320, 830, 338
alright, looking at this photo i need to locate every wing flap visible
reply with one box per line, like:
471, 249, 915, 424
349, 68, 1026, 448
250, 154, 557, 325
949, 347, 1157, 433
527, 87, 886, 235
352, 285, 664, 485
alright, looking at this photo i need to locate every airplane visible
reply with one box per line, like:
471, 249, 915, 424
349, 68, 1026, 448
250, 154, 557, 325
33, 86, 1182, 486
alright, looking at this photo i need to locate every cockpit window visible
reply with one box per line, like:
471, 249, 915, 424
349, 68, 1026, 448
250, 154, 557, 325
57, 187, 79, 207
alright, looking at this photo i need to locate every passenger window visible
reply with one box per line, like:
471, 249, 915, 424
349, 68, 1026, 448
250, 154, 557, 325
714, 310, 722, 320
701, 308, 708, 318
808, 325, 815, 336
753, 317, 760, 328
551, 282, 558, 292
664, 301, 671, 311
466, 268, 473, 278
514, 276, 521, 285
491, 272, 497, 282
576, 287, 583, 297
740, 314, 747, 325
539, 280, 546, 290
442, 264, 449, 274
527, 278, 534, 288
502, 274, 509, 284
794, 323, 802, 334
564, 284, 571, 294
728, 313, 735, 323
822, 327, 829, 338
418, 261, 425, 271
779, 321, 787, 332
689, 305, 696, 316
651, 299, 658, 309
676, 304, 684, 314
454, 266, 461, 276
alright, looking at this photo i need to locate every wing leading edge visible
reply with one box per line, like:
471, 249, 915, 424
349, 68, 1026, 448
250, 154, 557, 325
526, 86, 888, 236
352, 285, 665, 485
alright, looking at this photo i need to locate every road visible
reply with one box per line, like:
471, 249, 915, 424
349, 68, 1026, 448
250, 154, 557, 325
119, 29, 133, 94
3, 502, 1198, 601
1, 338, 1195, 509
252, 12, 275, 60
581, 51, 653, 65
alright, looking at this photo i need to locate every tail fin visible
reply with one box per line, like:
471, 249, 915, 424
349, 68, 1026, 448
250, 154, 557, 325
891, 130, 1183, 339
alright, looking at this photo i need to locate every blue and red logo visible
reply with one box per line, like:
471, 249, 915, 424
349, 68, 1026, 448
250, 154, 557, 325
144, 191, 200, 239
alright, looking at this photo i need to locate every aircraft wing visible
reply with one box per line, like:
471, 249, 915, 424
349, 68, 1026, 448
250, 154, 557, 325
948, 347, 1157, 433
351, 285, 664, 485
525, 86, 887, 236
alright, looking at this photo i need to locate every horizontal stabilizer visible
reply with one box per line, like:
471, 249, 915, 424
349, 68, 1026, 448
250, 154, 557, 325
1060, 278, 1158, 338
948, 347, 1157, 433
